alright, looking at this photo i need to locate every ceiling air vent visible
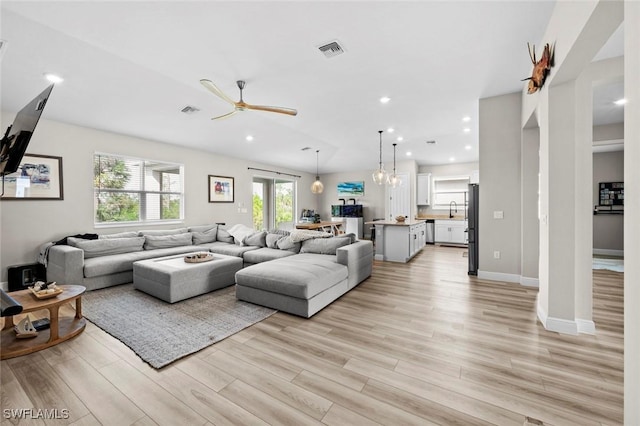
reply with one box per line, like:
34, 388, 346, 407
181, 105, 199, 114
318, 40, 345, 58
426, 140, 436, 145
301, 147, 312, 151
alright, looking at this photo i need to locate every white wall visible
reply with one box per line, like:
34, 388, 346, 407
478, 92, 522, 280
0, 114, 316, 284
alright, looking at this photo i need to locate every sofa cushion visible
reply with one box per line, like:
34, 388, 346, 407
266, 233, 282, 249
99, 231, 139, 239
83, 245, 204, 278
203, 241, 260, 257
235, 254, 348, 299
242, 247, 297, 264
216, 226, 235, 244
144, 233, 193, 250
243, 231, 267, 247
68, 236, 145, 258
300, 236, 351, 255
192, 227, 218, 244
139, 228, 188, 236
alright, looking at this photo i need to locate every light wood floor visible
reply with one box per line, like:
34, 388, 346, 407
1, 245, 623, 425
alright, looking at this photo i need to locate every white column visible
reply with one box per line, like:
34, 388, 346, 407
625, 1, 640, 422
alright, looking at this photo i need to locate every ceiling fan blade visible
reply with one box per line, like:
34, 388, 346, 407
245, 103, 298, 116
211, 110, 238, 120
200, 79, 237, 106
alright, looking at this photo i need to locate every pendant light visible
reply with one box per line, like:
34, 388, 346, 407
311, 150, 324, 194
387, 143, 402, 187
372, 130, 388, 185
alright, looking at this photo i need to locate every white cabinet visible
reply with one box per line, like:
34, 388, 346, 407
435, 220, 468, 245
416, 173, 431, 205
332, 217, 364, 239
377, 221, 427, 263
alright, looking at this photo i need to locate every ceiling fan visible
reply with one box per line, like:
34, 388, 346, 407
200, 79, 298, 120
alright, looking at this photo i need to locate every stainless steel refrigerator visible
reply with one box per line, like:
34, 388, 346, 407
468, 184, 479, 275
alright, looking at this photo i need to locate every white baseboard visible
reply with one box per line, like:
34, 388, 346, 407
374, 254, 385, 261
520, 276, 539, 287
536, 298, 595, 335
477, 270, 520, 284
576, 319, 596, 334
593, 248, 624, 257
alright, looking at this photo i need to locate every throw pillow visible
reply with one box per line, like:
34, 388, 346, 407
188, 224, 218, 233
299, 236, 351, 255
144, 233, 193, 250
216, 226, 235, 244
192, 227, 218, 244
139, 228, 188, 236
289, 229, 333, 243
265, 233, 282, 249
276, 236, 301, 253
68, 237, 145, 258
227, 224, 256, 246
243, 231, 267, 247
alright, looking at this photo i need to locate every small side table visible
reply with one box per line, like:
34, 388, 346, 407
1, 285, 86, 360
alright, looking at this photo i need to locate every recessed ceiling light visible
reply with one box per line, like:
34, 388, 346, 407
465, 145, 472, 150
406, 151, 412, 156
463, 128, 471, 133
387, 127, 394, 133
44, 73, 64, 84
449, 157, 455, 162
462, 116, 471, 122
397, 136, 403, 142
246, 135, 254, 142
380, 96, 391, 104
614, 98, 627, 105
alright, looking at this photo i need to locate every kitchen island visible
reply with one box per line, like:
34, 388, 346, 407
365, 219, 427, 262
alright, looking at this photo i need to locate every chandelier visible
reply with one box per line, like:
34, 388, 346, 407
387, 143, 402, 187
372, 130, 388, 185
311, 150, 324, 194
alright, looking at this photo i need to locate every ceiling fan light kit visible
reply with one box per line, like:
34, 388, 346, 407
200, 79, 298, 120
372, 130, 388, 185
311, 150, 324, 194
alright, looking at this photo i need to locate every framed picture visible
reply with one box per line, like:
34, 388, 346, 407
208, 175, 234, 203
1, 154, 64, 200
337, 181, 364, 197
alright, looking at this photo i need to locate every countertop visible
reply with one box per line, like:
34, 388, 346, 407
365, 219, 426, 226
416, 215, 467, 221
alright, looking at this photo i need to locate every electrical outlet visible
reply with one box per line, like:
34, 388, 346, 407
493, 251, 501, 259
493, 210, 504, 219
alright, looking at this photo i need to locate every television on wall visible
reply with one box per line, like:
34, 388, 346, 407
337, 181, 364, 196
0, 84, 54, 176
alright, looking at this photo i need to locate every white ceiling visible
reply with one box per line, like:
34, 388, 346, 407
0, 1, 624, 175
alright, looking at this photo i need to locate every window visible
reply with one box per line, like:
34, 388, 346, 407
252, 176, 296, 230
94, 153, 184, 225
432, 176, 469, 210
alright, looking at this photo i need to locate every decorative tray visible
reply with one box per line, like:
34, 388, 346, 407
29, 286, 63, 299
184, 253, 214, 263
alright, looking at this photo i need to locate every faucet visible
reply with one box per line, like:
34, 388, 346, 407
449, 201, 458, 218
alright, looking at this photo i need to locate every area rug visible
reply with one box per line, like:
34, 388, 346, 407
82, 284, 276, 368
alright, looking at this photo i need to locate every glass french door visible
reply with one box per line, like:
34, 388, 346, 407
252, 177, 296, 231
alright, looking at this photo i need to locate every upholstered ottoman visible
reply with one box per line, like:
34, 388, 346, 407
235, 253, 349, 318
133, 253, 242, 303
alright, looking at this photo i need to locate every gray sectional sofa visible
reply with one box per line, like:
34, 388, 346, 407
45, 224, 373, 317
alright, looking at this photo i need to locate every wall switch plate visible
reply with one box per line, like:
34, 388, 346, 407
493, 251, 501, 259
493, 211, 504, 219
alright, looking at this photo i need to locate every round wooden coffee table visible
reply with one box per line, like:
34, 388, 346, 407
1, 285, 86, 360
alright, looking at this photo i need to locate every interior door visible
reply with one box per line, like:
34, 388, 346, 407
388, 173, 410, 220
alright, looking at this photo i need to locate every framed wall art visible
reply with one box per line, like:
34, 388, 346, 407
337, 181, 364, 197
1, 154, 64, 200
208, 175, 234, 203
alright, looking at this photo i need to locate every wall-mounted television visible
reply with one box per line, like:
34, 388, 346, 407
0, 84, 54, 176
337, 181, 364, 196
